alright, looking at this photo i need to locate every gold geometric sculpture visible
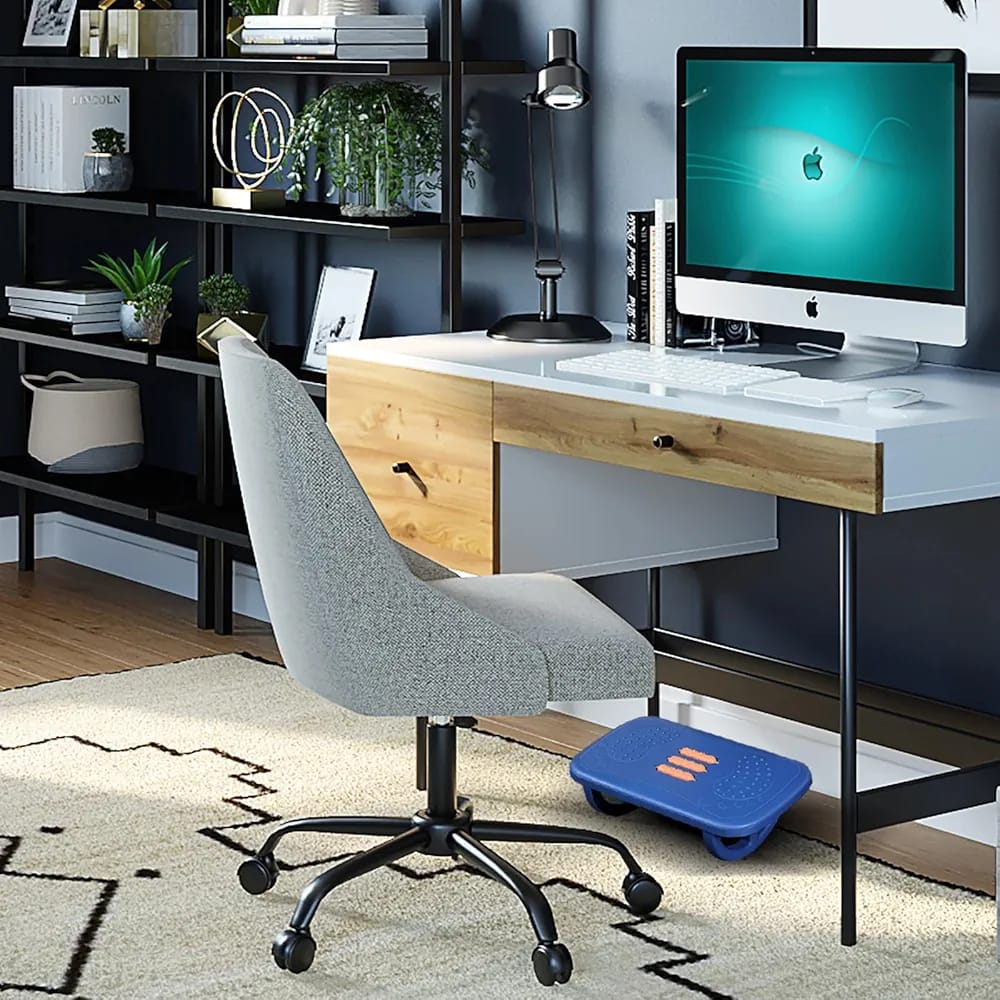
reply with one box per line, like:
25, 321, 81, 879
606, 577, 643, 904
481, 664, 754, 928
211, 88, 296, 211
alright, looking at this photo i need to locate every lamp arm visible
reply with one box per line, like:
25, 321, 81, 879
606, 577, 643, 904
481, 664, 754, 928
524, 95, 566, 321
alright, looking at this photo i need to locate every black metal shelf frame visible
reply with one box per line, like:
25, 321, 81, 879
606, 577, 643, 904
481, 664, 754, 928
5, 0, 512, 635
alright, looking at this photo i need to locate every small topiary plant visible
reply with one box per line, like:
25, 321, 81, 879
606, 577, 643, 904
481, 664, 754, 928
133, 282, 172, 323
92, 127, 126, 155
199, 273, 250, 317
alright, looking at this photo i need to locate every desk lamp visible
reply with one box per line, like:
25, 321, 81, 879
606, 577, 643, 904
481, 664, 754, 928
487, 29, 611, 343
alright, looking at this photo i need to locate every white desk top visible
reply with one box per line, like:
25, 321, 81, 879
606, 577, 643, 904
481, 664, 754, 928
328, 328, 1000, 512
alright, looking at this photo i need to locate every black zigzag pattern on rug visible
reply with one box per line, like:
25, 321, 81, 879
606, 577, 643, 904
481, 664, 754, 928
1, 732, 732, 998
0, 833, 115, 999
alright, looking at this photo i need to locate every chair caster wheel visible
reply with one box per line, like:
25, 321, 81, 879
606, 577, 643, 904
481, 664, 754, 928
272, 928, 316, 974
623, 872, 662, 915
532, 942, 573, 986
238, 854, 278, 895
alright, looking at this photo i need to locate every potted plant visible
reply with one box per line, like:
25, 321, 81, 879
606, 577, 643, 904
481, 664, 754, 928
85, 239, 191, 342
282, 81, 489, 217
197, 273, 269, 347
83, 128, 133, 194
132, 283, 173, 347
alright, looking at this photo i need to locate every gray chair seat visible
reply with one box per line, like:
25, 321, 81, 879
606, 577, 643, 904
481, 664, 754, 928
430, 573, 653, 703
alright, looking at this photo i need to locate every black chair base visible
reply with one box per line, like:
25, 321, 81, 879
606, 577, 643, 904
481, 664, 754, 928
238, 721, 663, 988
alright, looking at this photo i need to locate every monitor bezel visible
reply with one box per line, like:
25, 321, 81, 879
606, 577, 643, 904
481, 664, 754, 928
676, 46, 967, 307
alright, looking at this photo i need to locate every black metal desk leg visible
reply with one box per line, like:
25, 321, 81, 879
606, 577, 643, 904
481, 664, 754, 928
197, 537, 215, 631
17, 488, 34, 572
646, 566, 662, 717
839, 509, 858, 946
214, 541, 234, 636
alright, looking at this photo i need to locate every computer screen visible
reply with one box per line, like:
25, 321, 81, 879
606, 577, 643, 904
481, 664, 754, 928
676, 49, 967, 351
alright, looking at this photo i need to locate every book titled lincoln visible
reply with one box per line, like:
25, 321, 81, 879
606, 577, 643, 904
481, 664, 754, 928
12, 86, 129, 194
626, 210, 653, 342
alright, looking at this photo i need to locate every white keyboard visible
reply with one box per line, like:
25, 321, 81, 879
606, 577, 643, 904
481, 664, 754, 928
556, 349, 800, 396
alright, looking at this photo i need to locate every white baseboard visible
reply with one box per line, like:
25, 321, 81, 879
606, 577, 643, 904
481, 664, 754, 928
0, 514, 994, 845
0, 512, 268, 622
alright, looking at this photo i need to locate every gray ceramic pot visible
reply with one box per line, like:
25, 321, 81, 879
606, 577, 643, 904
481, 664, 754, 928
83, 152, 134, 194
120, 302, 145, 341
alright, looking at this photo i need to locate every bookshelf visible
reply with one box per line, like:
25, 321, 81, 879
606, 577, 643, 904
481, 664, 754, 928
0, 0, 527, 633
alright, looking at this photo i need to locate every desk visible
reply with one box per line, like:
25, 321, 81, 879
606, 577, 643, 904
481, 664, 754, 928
327, 330, 1000, 946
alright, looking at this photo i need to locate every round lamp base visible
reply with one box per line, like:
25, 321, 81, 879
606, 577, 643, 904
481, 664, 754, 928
486, 313, 612, 344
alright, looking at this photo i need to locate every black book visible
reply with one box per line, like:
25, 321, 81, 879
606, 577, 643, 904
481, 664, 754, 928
626, 210, 653, 342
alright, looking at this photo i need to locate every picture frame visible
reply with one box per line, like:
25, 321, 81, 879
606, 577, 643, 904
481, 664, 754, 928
302, 266, 377, 373
809, 0, 1000, 79
23, 0, 78, 48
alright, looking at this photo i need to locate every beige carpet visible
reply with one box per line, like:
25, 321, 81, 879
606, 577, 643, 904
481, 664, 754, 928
0, 654, 995, 999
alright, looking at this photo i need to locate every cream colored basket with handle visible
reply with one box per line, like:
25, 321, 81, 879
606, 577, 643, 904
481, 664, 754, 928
23, 371, 144, 474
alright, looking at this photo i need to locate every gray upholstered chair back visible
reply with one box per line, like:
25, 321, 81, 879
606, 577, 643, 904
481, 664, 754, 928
218, 337, 549, 718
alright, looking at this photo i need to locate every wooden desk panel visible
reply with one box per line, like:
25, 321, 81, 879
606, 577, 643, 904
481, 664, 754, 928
328, 358, 496, 575
494, 384, 884, 514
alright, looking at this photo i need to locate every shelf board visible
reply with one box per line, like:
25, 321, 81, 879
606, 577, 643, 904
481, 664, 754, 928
0, 55, 151, 71
0, 456, 195, 521
0, 318, 151, 365
154, 57, 525, 77
0, 187, 153, 215
155, 200, 524, 240
155, 340, 327, 397
156, 503, 250, 548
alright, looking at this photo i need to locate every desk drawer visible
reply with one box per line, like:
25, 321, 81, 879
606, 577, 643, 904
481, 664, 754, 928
494, 384, 883, 513
328, 358, 496, 575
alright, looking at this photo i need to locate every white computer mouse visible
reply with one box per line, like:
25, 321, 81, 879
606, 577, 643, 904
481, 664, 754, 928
866, 388, 925, 409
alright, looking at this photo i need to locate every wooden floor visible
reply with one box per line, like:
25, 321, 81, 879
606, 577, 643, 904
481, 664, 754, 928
2, 559, 993, 897
0, 558, 278, 689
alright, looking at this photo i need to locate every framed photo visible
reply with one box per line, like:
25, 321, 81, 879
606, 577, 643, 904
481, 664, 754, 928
814, 0, 1000, 76
23, 0, 78, 48
302, 266, 377, 373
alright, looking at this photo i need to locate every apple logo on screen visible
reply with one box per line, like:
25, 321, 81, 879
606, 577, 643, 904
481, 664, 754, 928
802, 146, 823, 181
805, 296, 819, 319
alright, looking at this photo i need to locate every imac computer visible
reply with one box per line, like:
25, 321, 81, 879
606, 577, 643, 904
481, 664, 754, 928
676, 47, 967, 378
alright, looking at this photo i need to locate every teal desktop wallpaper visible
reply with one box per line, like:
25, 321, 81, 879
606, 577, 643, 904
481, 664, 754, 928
683, 59, 957, 291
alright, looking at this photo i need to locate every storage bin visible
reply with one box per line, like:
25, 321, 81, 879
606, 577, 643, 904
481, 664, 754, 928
23, 371, 143, 474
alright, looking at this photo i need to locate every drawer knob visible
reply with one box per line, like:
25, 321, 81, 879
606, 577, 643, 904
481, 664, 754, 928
392, 461, 428, 498
651, 434, 675, 450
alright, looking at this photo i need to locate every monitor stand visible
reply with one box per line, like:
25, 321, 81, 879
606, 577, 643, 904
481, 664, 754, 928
755, 334, 921, 382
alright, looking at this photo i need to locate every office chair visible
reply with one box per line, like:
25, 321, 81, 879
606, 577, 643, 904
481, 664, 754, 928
218, 338, 661, 988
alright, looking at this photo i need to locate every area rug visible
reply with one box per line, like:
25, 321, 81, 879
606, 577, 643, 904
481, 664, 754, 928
0, 655, 995, 999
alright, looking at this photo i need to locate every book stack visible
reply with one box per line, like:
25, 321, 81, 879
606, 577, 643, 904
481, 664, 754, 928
13, 86, 130, 194
6, 282, 124, 337
626, 198, 677, 346
240, 14, 428, 60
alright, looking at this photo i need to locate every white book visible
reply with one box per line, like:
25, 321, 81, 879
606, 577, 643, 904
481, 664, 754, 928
9, 312, 122, 336
8, 300, 122, 322
244, 14, 425, 29
6, 283, 124, 307
13, 89, 23, 189
59, 87, 130, 193
652, 198, 677, 348
241, 29, 337, 44
337, 44, 429, 60
240, 44, 338, 56
335, 29, 429, 44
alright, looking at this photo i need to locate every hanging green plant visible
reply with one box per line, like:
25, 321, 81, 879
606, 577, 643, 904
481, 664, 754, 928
281, 81, 489, 217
